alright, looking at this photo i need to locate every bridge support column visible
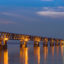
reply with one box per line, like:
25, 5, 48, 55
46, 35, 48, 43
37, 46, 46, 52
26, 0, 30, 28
43, 38, 48, 46
20, 40, 23, 47
34, 41, 39, 47
43, 42, 48, 46
20, 40, 27, 47
23, 41, 27, 47
3, 40, 7, 48
2, 38, 8, 48
50, 39, 54, 46
55, 40, 59, 46
60, 40, 63, 46
0, 40, 2, 46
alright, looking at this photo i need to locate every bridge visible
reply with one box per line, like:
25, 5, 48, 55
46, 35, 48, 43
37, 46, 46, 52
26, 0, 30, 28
0, 32, 64, 48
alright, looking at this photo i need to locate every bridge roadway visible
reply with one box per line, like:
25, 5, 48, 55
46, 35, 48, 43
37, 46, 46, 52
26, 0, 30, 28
0, 32, 64, 48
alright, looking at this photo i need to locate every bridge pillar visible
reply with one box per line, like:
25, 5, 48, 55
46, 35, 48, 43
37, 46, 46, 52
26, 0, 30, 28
55, 40, 59, 46
20, 40, 23, 47
3, 38, 8, 48
50, 39, 54, 46
60, 40, 64, 46
20, 40, 27, 47
20, 36, 29, 47
34, 41, 39, 47
33, 37, 41, 47
23, 41, 27, 47
43, 38, 48, 46
20, 40, 25, 47
3, 40, 7, 48
0, 40, 2, 46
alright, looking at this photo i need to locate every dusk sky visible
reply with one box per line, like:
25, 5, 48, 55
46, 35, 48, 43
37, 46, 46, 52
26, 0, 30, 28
0, 0, 64, 39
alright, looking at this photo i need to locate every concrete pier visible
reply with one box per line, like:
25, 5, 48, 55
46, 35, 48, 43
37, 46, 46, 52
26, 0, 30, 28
60, 40, 64, 46
0, 40, 2, 46
33, 37, 41, 47
20, 41, 27, 47
50, 39, 54, 46
34, 41, 39, 47
55, 40, 59, 46
43, 38, 48, 46
3, 40, 7, 49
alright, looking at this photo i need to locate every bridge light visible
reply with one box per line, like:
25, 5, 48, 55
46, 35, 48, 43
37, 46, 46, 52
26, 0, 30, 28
44, 38, 48, 43
24, 38, 29, 42
34, 37, 41, 42
51, 39, 54, 43
62, 40, 64, 44
4, 38, 8, 41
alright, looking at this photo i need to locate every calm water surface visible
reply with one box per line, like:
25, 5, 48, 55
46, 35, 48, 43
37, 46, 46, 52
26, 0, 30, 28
0, 42, 64, 64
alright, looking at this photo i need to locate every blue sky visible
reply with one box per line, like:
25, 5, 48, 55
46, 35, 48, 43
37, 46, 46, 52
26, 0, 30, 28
0, 0, 64, 39
0, 0, 64, 7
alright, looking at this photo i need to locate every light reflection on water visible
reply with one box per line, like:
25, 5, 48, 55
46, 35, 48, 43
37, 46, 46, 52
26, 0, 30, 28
0, 44, 64, 64
0, 48, 8, 64
20, 47, 28, 64
4, 49, 8, 64
43, 46, 48, 61
34, 47, 40, 64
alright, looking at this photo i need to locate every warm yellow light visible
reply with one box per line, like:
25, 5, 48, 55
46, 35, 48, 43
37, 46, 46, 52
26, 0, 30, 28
24, 38, 29, 42
61, 46, 63, 56
4, 50, 8, 64
51, 47, 54, 56
34, 47, 40, 64
62, 41, 64, 43
34, 37, 41, 42
43, 38, 48, 43
51, 39, 54, 43
20, 47, 28, 64
4, 38, 8, 41
25, 48, 28, 64
43, 46, 48, 61
21, 36, 25, 40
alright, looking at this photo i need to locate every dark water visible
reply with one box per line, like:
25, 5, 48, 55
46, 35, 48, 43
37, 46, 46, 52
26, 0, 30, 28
0, 42, 64, 64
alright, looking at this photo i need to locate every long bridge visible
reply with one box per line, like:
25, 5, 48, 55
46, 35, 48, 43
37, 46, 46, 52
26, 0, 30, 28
0, 32, 64, 48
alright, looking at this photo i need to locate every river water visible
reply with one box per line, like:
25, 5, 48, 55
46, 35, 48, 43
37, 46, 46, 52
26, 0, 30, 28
0, 42, 64, 64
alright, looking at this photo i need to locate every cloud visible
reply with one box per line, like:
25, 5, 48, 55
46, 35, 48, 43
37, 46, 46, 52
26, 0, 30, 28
1, 12, 19, 17
41, 0, 53, 1
43, 7, 49, 10
0, 19, 16, 25
58, 6, 64, 9
0, 21, 15, 24
37, 11, 64, 17
42, 7, 54, 11
36, 6, 64, 17
0, 12, 39, 22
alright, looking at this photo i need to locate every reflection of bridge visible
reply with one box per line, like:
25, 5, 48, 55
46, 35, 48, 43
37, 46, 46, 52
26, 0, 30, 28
0, 32, 64, 48
0, 46, 63, 64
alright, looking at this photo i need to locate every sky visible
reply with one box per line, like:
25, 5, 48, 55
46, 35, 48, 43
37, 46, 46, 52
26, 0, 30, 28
0, 0, 64, 39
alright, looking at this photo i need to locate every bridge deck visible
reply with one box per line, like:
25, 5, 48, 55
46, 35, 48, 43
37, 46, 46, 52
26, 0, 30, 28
0, 32, 63, 41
